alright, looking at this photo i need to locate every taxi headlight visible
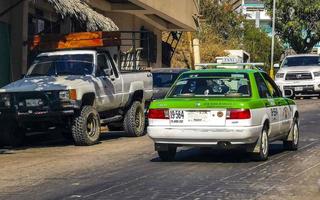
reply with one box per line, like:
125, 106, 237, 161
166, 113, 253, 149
314, 71, 320, 77
0, 94, 11, 107
275, 73, 285, 79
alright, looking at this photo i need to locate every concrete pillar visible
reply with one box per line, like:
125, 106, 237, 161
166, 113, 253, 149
193, 38, 200, 65
9, 0, 28, 81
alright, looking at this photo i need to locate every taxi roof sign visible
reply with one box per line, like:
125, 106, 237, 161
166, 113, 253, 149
215, 56, 242, 64
196, 62, 265, 71
30, 31, 121, 51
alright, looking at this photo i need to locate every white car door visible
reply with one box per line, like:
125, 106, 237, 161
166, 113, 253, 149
262, 73, 291, 136
254, 73, 281, 137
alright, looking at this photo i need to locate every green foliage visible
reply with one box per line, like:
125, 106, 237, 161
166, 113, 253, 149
264, 0, 320, 53
242, 22, 283, 70
199, 0, 243, 40
198, 0, 283, 70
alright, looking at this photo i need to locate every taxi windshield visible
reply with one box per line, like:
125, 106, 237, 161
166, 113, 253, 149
168, 73, 251, 98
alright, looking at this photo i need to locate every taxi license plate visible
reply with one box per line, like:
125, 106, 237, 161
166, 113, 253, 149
294, 87, 303, 92
169, 110, 226, 126
25, 99, 42, 107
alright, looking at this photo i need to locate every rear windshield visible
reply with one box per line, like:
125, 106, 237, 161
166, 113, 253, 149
168, 73, 251, 98
282, 56, 320, 67
27, 54, 94, 77
152, 73, 180, 87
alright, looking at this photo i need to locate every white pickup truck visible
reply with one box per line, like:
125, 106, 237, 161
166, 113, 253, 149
275, 54, 320, 97
0, 49, 153, 146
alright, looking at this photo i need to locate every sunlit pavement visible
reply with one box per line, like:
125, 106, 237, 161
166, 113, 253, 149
0, 99, 319, 200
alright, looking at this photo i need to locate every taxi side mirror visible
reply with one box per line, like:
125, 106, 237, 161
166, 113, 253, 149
274, 63, 280, 68
283, 89, 294, 99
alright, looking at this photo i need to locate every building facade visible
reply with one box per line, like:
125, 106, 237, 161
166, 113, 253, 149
0, 0, 198, 86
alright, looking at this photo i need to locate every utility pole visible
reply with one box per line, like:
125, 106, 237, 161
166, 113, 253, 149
270, 0, 276, 79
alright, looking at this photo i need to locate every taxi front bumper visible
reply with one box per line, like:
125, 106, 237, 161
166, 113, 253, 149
148, 125, 263, 146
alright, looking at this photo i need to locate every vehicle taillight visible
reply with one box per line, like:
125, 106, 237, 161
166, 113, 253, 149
148, 109, 169, 119
227, 109, 251, 119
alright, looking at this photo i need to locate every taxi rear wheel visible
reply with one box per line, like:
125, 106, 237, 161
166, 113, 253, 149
157, 146, 177, 161
252, 125, 269, 161
283, 119, 299, 151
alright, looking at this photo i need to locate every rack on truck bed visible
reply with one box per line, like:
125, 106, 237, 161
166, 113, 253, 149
29, 31, 156, 71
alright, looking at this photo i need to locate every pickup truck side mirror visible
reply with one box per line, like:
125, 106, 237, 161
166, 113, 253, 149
283, 89, 294, 99
104, 68, 112, 76
274, 63, 280, 68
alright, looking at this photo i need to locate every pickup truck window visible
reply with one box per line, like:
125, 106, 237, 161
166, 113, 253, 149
97, 53, 119, 78
27, 54, 94, 77
282, 56, 320, 67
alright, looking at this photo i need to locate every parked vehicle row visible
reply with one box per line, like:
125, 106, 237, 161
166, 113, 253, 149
0, 31, 301, 163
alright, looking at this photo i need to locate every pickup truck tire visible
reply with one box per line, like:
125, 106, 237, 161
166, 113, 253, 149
0, 121, 25, 147
72, 106, 101, 146
124, 101, 145, 137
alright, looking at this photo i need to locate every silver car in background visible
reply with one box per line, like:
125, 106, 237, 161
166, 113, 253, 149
151, 68, 189, 99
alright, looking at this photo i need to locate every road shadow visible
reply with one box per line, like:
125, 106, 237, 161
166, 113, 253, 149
150, 143, 286, 163
0, 130, 134, 152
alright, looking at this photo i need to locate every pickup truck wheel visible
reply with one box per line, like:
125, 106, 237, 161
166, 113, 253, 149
0, 121, 25, 147
72, 106, 101, 146
283, 118, 299, 151
157, 146, 177, 162
124, 101, 145, 137
251, 125, 269, 161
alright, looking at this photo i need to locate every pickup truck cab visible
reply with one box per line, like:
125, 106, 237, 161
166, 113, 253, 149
0, 48, 153, 146
148, 68, 299, 161
275, 54, 320, 96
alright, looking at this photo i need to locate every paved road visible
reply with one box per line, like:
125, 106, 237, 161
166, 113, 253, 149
0, 99, 320, 200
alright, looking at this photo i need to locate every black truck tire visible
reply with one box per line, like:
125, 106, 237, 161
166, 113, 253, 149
72, 106, 101, 146
124, 101, 145, 137
0, 121, 25, 147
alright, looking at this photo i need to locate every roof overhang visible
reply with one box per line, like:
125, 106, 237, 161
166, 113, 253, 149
88, 0, 199, 31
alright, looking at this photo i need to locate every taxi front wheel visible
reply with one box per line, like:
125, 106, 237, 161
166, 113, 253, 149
157, 145, 177, 161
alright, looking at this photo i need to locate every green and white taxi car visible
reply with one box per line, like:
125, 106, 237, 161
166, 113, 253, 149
147, 68, 299, 161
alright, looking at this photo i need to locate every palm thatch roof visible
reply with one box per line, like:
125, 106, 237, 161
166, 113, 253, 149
47, 0, 119, 31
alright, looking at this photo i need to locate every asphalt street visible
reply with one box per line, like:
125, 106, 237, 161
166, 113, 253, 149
0, 99, 320, 200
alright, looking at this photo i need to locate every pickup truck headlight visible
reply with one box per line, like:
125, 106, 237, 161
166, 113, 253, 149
314, 72, 320, 77
59, 90, 77, 101
275, 73, 285, 79
59, 91, 70, 101
0, 94, 11, 107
